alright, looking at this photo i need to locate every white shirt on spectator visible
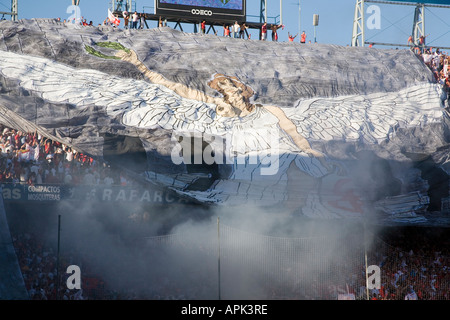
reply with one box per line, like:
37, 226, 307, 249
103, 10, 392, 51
83, 171, 96, 185
33, 144, 40, 162
423, 54, 433, 64
66, 149, 74, 162
103, 176, 114, 185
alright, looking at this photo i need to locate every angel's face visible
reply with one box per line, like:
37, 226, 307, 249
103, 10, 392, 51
217, 79, 247, 111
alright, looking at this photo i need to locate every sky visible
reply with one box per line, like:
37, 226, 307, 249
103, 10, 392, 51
2, 0, 450, 48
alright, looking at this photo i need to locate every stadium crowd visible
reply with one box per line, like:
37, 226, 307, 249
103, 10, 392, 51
354, 228, 449, 300
12, 231, 90, 300
9, 224, 449, 300
419, 47, 450, 107
0, 125, 131, 187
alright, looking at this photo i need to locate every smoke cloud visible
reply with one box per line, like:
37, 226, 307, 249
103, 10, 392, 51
4, 193, 383, 300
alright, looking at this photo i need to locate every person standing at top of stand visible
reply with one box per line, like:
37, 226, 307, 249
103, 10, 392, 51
419, 34, 430, 52
261, 22, 267, 41
223, 24, 230, 37
232, 21, 240, 38
239, 23, 248, 39
271, 24, 283, 42
407, 35, 414, 47
201, 20, 206, 34
131, 11, 139, 29
300, 31, 306, 44
123, 11, 129, 29
288, 32, 298, 42
139, 13, 145, 29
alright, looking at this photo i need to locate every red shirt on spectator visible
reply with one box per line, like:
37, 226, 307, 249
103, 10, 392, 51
201, 20, 206, 33
300, 32, 306, 43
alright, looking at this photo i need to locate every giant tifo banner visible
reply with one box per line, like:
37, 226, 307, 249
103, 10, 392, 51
155, 0, 246, 21
0, 19, 449, 226
1, 184, 191, 204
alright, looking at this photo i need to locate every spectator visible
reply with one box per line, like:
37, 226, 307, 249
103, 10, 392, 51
139, 13, 145, 29
239, 23, 248, 39
65, 146, 74, 163
131, 11, 139, 29
201, 20, 206, 35
300, 31, 307, 44
271, 24, 283, 42
103, 174, 114, 186
407, 35, 414, 47
123, 11, 129, 29
223, 24, 230, 37
288, 32, 298, 42
120, 171, 129, 186
232, 21, 240, 39
82, 168, 95, 185
261, 22, 267, 41
0, 125, 113, 186
63, 168, 73, 184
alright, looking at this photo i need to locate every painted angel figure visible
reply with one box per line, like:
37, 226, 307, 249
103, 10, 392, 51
0, 41, 445, 219
86, 42, 336, 210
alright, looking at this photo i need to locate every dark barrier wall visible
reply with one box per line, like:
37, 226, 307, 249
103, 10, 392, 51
0, 187, 29, 299
1, 183, 191, 204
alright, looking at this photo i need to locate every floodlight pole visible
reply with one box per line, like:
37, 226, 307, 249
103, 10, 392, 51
111, 0, 134, 13
260, 0, 267, 23
11, 0, 17, 21
299, 1, 301, 43
265, 0, 267, 22
351, 0, 365, 47
280, 0, 283, 25
352, 1, 450, 49
313, 14, 319, 43
412, 4, 425, 48
1, 0, 19, 21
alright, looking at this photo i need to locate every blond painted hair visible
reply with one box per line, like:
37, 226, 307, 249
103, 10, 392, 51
207, 73, 255, 112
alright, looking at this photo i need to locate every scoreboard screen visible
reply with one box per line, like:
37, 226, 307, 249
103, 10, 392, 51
155, 0, 246, 22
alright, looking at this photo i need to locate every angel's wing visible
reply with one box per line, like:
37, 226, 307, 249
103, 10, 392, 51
0, 50, 318, 160
285, 83, 444, 145
0, 50, 229, 134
